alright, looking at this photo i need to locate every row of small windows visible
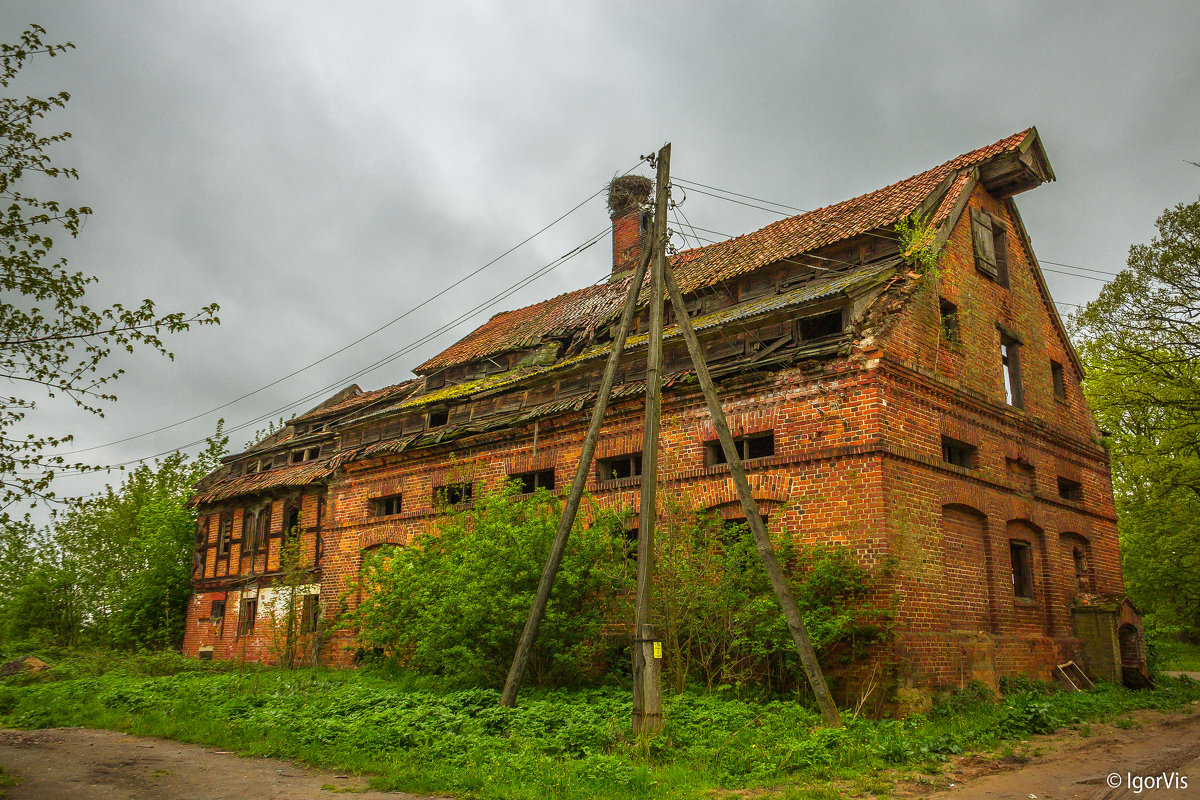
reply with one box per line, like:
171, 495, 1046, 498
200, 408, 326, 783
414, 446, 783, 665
366, 435, 779, 518
938, 302, 1069, 406
940, 435, 1085, 502
209, 594, 319, 638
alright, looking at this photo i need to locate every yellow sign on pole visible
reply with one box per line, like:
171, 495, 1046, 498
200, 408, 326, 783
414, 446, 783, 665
653, 642, 662, 660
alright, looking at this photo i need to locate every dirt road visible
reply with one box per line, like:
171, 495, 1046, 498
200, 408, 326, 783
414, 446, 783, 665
0, 727, 442, 800
911, 706, 1200, 800
2, 705, 1198, 799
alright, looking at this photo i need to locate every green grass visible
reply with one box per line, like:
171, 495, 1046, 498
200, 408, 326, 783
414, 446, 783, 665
1157, 639, 1200, 671
0, 650, 1198, 799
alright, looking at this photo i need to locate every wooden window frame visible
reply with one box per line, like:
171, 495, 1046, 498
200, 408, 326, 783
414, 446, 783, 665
510, 469, 555, 494
597, 453, 642, 482
705, 432, 775, 466
372, 494, 403, 517
1000, 331, 1024, 409
238, 598, 257, 636
1009, 540, 1035, 599
971, 208, 1010, 287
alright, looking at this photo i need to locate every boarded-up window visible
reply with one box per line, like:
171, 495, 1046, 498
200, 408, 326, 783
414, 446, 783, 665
217, 515, 233, 557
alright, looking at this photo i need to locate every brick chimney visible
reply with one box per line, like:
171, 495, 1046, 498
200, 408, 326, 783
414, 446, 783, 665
607, 175, 654, 275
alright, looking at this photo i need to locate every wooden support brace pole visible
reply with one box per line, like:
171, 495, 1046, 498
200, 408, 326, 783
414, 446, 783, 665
633, 142, 670, 734
663, 264, 843, 728
499, 236, 652, 708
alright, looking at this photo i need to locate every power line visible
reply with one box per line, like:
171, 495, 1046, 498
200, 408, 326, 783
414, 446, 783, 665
54, 166, 649, 458
675, 175, 1123, 280
47, 226, 612, 475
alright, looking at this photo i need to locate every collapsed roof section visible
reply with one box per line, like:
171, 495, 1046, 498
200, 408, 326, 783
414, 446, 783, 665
192, 128, 1055, 506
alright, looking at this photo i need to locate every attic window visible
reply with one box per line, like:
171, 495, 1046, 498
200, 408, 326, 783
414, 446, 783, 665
706, 432, 775, 466
971, 208, 1010, 287
428, 409, 449, 428
798, 310, 843, 341
511, 469, 555, 494
939, 298, 959, 344
290, 447, 319, 464
597, 453, 642, 482
1051, 360, 1066, 400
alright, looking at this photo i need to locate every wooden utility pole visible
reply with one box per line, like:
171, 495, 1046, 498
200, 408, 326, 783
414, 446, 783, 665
500, 232, 651, 708
663, 265, 842, 727
501, 142, 841, 729
632, 143, 670, 734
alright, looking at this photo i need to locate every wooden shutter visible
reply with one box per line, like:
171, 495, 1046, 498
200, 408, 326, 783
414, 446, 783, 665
971, 208, 998, 278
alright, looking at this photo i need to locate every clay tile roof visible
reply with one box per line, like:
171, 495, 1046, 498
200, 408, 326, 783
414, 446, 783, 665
191, 460, 335, 506
413, 130, 1033, 375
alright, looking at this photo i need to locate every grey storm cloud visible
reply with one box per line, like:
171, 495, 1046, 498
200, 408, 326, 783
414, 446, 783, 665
0, 1, 1197, 511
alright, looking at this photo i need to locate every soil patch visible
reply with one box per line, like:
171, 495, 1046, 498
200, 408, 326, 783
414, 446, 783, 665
0, 727, 444, 800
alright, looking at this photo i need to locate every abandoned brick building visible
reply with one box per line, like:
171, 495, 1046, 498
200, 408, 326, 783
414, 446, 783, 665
183, 128, 1143, 693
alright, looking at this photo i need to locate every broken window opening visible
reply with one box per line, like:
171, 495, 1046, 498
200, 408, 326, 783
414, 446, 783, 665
597, 453, 642, 482
428, 409, 449, 428
1000, 333, 1023, 408
939, 297, 960, 344
217, 517, 233, 558
290, 447, 320, 464
941, 436, 977, 470
706, 432, 775, 466
798, 310, 844, 341
285, 506, 301, 533
210, 600, 225, 627
434, 482, 473, 508
1057, 476, 1083, 503
301, 593, 320, 634
511, 469, 555, 494
720, 516, 769, 571
1051, 360, 1067, 401
1009, 540, 1034, 599
238, 599, 257, 636
373, 494, 403, 517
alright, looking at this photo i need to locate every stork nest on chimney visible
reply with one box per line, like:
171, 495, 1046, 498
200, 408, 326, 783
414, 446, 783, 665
606, 175, 654, 216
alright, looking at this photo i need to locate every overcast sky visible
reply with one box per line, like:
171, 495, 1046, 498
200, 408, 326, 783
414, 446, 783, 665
2, 1, 1198, 514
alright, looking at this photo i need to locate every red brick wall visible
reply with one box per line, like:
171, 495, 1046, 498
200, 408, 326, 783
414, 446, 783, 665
183, 182, 1130, 692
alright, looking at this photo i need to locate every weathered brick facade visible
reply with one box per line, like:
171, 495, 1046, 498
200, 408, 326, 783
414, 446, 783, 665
183, 129, 1141, 694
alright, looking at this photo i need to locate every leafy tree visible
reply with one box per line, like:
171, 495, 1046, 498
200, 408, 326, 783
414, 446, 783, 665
0, 427, 226, 648
654, 498, 890, 694
350, 483, 631, 687
1073, 196, 1200, 636
0, 25, 218, 521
